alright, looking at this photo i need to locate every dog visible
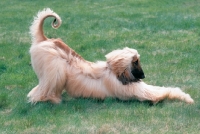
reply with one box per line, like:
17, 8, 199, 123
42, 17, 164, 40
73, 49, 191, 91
27, 8, 194, 104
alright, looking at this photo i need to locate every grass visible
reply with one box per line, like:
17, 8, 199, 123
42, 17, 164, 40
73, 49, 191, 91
0, 0, 200, 133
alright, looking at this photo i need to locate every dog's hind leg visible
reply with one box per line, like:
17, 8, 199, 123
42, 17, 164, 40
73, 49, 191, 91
28, 58, 67, 104
27, 85, 39, 103
27, 79, 64, 104
27, 84, 60, 103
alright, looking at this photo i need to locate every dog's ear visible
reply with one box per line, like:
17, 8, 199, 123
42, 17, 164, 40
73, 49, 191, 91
117, 68, 136, 85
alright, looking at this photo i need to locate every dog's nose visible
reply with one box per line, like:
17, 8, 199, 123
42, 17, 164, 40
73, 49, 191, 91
140, 74, 145, 79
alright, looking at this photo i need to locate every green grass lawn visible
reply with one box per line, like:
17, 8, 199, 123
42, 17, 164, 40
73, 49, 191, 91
0, 0, 200, 133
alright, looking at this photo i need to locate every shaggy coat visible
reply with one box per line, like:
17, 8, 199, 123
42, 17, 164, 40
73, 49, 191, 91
28, 8, 194, 104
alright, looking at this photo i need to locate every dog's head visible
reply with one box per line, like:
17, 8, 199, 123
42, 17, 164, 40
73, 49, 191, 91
106, 47, 145, 85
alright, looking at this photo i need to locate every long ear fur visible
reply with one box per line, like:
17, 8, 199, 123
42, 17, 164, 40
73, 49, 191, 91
117, 68, 137, 85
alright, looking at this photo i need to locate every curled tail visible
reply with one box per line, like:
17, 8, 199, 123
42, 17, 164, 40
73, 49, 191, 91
30, 8, 62, 44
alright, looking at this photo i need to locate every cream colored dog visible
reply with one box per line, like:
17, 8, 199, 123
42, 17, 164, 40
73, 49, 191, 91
28, 8, 194, 104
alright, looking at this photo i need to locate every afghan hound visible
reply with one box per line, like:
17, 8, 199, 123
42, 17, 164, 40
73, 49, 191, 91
27, 8, 194, 104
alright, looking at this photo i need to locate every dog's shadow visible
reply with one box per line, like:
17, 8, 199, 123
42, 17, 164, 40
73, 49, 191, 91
15, 93, 165, 117
60, 92, 165, 111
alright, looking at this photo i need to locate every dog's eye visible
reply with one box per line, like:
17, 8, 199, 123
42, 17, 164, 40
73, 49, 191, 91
133, 60, 138, 65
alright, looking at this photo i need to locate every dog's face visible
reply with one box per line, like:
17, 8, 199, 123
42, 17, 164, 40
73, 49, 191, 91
117, 55, 145, 85
131, 58, 145, 80
106, 47, 145, 85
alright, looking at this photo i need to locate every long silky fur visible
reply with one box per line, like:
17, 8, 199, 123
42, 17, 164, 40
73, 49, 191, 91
28, 8, 194, 104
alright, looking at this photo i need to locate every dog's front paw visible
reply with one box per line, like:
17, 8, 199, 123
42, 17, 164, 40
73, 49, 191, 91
185, 94, 194, 104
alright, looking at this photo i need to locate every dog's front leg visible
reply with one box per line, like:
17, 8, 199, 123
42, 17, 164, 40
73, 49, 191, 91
135, 83, 194, 104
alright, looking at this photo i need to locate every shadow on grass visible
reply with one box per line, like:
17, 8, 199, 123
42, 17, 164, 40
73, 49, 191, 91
13, 92, 165, 117
59, 92, 166, 112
